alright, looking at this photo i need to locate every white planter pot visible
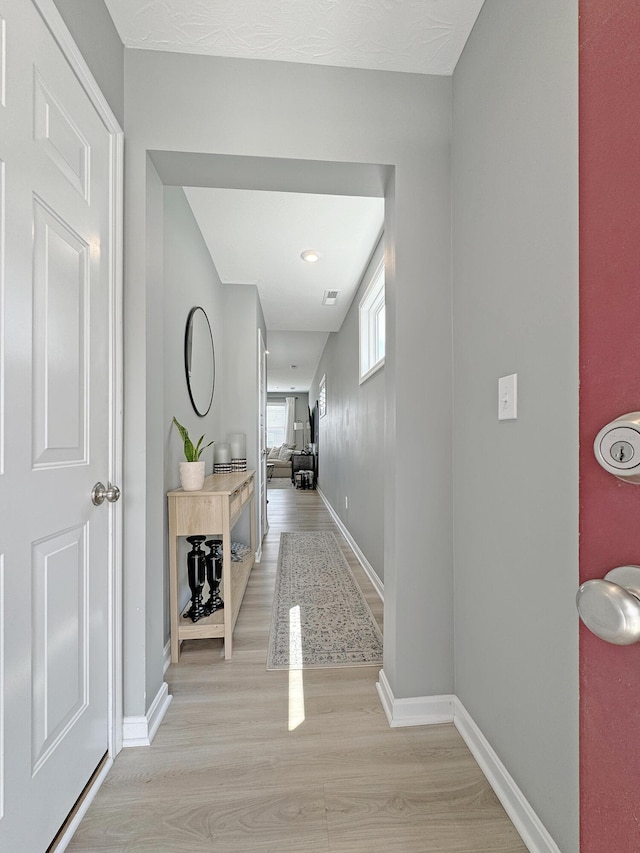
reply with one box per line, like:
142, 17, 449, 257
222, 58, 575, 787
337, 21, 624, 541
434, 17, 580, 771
179, 460, 205, 491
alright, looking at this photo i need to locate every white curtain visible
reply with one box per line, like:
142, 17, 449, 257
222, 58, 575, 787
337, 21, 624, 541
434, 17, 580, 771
285, 396, 296, 445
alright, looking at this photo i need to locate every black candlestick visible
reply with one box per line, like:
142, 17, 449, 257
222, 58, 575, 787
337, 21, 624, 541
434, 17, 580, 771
203, 538, 224, 615
185, 535, 206, 622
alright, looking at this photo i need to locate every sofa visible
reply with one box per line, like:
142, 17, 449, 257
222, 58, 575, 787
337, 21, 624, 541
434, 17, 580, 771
266, 444, 296, 478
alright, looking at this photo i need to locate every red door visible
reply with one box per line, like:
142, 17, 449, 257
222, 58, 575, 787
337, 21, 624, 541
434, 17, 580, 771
579, 3, 640, 850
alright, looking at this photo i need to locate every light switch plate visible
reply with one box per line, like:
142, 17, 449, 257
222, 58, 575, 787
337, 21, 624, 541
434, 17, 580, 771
498, 373, 517, 421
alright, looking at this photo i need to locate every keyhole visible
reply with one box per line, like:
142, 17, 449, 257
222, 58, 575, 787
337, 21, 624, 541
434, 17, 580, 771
610, 441, 634, 464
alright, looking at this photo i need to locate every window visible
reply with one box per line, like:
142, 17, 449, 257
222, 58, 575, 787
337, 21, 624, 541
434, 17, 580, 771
318, 375, 326, 418
359, 257, 385, 383
266, 401, 286, 447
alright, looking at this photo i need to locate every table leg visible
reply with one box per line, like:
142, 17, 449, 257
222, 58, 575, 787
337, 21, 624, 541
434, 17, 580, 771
168, 501, 181, 663
222, 518, 232, 660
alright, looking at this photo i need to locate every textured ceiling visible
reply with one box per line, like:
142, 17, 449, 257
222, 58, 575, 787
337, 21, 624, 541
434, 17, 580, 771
104, 0, 485, 75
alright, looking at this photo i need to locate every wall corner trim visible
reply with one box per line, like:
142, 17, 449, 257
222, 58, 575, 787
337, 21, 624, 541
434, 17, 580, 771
376, 672, 561, 853
122, 682, 172, 748
376, 669, 454, 726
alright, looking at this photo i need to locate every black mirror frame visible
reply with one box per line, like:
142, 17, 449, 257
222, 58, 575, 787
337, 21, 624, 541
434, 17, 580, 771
184, 306, 215, 417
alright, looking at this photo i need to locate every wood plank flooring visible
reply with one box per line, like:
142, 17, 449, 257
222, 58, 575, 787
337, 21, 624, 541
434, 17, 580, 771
66, 481, 526, 852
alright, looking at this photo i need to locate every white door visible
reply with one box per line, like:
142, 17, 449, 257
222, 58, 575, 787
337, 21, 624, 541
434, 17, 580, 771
0, 2, 117, 849
258, 328, 268, 548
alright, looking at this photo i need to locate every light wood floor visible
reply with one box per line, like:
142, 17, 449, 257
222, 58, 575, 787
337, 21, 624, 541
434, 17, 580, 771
66, 482, 526, 852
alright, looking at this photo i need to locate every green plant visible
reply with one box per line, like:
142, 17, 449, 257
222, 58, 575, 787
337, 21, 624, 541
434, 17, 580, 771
172, 417, 213, 462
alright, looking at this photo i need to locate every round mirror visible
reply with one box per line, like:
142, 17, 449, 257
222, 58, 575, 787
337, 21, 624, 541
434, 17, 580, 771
185, 306, 215, 417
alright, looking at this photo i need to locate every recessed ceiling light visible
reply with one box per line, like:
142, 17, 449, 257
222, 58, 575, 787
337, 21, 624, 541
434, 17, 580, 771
300, 249, 321, 264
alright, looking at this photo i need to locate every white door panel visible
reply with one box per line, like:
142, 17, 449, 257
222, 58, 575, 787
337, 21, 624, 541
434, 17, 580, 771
32, 197, 90, 467
0, 1, 114, 848
31, 524, 89, 773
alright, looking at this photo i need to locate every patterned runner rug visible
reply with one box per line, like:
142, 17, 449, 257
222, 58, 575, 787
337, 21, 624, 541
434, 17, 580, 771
267, 531, 383, 670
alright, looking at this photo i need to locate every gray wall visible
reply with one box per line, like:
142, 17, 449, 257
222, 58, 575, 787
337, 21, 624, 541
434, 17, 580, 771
123, 49, 454, 715
163, 187, 225, 640
122, 155, 167, 720
310, 237, 385, 583
51, 0, 124, 127
451, 2, 579, 851
163, 188, 265, 645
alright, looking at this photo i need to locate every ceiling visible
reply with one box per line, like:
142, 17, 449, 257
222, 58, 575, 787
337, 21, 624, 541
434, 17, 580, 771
104, 0, 485, 391
183, 188, 384, 391
103, 0, 485, 75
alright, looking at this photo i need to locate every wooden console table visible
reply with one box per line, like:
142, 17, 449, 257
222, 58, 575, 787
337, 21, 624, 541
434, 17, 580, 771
167, 470, 255, 662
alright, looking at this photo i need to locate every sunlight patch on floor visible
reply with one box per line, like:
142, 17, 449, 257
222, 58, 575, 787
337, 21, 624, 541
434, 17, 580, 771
288, 605, 305, 730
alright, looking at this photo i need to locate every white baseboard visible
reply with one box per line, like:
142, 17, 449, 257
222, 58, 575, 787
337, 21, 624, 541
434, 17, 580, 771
376, 669, 455, 727
122, 681, 172, 748
316, 486, 384, 600
376, 670, 560, 853
453, 698, 561, 853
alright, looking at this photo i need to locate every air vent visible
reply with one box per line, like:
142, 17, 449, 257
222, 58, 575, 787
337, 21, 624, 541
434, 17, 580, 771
322, 290, 339, 306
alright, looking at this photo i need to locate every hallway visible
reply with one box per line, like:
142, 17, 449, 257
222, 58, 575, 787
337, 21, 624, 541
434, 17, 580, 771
66, 483, 525, 852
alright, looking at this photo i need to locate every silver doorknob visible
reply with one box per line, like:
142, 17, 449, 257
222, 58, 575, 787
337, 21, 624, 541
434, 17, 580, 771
91, 481, 121, 506
576, 565, 640, 645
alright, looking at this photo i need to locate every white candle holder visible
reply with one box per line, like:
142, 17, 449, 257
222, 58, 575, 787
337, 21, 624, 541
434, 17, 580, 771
228, 433, 246, 458
214, 442, 232, 474
228, 433, 247, 471
214, 442, 231, 463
